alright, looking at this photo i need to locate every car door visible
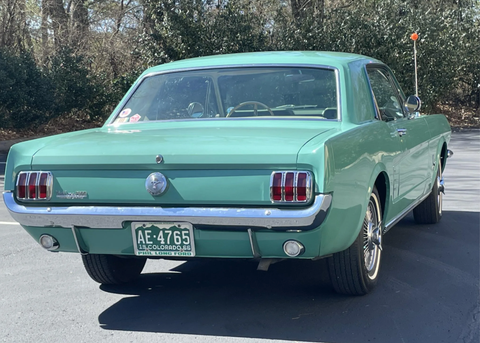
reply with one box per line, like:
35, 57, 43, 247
366, 66, 431, 210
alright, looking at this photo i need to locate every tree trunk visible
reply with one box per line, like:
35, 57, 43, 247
71, 0, 89, 48
49, 0, 69, 49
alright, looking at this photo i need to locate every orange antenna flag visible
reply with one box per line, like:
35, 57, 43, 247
411, 33, 419, 41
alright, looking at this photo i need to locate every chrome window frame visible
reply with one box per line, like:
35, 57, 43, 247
106, 64, 343, 126
364, 63, 407, 122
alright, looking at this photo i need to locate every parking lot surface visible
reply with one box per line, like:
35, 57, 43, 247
0, 131, 478, 343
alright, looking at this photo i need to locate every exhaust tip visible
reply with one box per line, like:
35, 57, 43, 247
39, 235, 59, 251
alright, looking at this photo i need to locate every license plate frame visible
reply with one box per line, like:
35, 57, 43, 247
132, 222, 195, 257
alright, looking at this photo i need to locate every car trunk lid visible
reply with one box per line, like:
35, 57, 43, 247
30, 121, 336, 205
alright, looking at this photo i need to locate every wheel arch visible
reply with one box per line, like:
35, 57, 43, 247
439, 142, 448, 172
373, 171, 389, 224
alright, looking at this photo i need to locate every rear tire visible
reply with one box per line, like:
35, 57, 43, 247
328, 187, 383, 295
413, 163, 443, 224
82, 254, 146, 285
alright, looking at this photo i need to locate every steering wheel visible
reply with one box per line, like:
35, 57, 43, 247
187, 102, 204, 117
226, 101, 274, 117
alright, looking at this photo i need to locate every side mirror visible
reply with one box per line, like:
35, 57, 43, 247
404, 95, 421, 114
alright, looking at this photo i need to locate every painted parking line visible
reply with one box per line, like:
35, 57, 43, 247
0, 221, 20, 225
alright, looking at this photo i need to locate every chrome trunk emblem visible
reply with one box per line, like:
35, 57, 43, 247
145, 172, 167, 196
56, 191, 88, 199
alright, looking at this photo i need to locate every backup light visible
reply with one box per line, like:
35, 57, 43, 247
270, 171, 312, 203
16, 172, 53, 201
39, 235, 59, 250
283, 240, 305, 257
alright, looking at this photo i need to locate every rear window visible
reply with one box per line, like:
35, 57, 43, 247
112, 67, 338, 124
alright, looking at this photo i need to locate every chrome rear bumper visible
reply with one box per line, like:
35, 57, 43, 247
3, 192, 331, 230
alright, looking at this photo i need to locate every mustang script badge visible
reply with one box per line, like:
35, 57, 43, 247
56, 191, 88, 199
145, 172, 167, 196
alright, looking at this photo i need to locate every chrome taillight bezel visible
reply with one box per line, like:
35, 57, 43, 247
16, 171, 53, 201
270, 171, 313, 203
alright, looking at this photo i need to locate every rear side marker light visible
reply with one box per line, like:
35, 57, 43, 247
270, 171, 313, 203
16, 172, 53, 201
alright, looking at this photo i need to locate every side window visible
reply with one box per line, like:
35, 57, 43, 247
367, 68, 405, 121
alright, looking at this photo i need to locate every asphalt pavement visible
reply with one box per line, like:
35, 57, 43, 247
0, 131, 478, 343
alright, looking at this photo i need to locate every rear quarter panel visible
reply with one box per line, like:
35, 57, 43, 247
425, 114, 451, 166
318, 121, 400, 255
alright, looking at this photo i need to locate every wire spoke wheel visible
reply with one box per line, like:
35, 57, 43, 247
414, 160, 443, 224
363, 195, 382, 280
328, 186, 383, 295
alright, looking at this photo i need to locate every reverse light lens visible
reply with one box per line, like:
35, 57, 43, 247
283, 240, 305, 257
39, 235, 59, 250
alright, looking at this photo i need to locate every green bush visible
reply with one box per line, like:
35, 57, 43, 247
272, 0, 479, 110
49, 48, 113, 122
0, 49, 54, 129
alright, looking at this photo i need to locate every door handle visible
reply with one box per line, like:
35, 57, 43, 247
397, 128, 407, 137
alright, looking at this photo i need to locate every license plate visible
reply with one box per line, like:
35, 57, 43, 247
132, 222, 195, 257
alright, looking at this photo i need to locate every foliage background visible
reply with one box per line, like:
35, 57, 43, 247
0, 0, 478, 131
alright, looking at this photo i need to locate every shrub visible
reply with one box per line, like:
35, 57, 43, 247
0, 49, 54, 128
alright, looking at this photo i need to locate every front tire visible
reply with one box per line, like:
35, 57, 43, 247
328, 187, 383, 295
82, 254, 146, 285
413, 163, 443, 224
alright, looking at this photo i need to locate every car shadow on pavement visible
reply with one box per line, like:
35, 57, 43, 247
98, 211, 479, 343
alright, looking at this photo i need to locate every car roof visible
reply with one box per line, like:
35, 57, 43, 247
142, 51, 382, 75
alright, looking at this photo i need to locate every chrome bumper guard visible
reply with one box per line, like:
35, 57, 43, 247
3, 192, 332, 230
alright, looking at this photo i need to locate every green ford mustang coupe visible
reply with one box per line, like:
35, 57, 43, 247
3, 51, 452, 295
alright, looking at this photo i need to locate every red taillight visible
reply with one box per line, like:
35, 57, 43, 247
284, 172, 295, 201
39, 173, 48, 199
28, 173, 38, 199
270, 171, 312, 203
272, 173, 283, 201
16, 171, 52, 201
17, 173, 27, 199
297, 172, 307, 201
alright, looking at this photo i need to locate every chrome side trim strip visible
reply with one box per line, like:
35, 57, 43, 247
3, 192, 332, 230
384, 192, 431, 234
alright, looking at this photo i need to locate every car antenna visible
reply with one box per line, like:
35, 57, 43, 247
410, 32, 419, 97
